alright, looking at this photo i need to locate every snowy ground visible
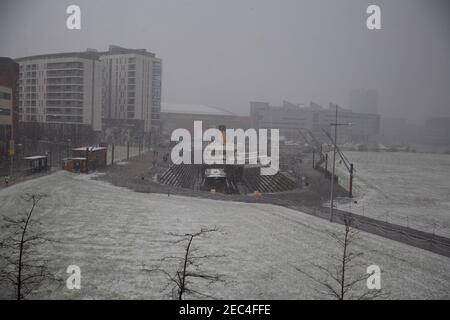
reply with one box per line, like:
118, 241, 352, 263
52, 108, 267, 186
333, 152, 450, 237
0, 171, 449, 299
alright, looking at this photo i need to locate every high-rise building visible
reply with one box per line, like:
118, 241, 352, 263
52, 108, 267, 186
100, 45, 162, 139
15, 46, 163, 145
15, 51, 102, 142
0, 57, 19, 158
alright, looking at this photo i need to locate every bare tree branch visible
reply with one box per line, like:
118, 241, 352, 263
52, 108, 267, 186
296, 215, 387, 300
0, 193, 58, 300
143, 226, 225, 300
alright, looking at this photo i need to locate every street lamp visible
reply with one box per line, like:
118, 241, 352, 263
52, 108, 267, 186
329, 105, 351, 222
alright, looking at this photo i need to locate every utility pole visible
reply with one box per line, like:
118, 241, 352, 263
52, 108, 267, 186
9, 140, 14, 177
329, 105, 351, 222
349, 163, 354, 198
9, 109, 15, 177
111, 143, 115, 165
329, 106, 338, 222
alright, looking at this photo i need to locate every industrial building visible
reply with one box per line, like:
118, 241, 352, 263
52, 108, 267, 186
250, 100, 380, 144
160, 102, 249, 142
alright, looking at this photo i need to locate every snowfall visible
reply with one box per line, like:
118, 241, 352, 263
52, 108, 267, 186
334, 152, 450, 237
0, 171, 449, 299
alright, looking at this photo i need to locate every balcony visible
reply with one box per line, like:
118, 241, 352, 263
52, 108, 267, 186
47, 70, 83, 77
47, 92, 83, 100
47, 62, 83, 70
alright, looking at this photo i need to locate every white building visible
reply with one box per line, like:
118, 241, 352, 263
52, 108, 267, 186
16, 51, 102, 132
100, 45, 162, 135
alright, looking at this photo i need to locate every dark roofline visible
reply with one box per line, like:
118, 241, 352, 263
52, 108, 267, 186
16, 47, 158, 63
161, 103, 237, 116
15, 51, 100, 62
99, 45, 156, 58
0, 57, 19, 74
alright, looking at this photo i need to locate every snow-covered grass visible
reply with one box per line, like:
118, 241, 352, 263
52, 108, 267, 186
333, 152, 450, 236
0, 171, 449, 299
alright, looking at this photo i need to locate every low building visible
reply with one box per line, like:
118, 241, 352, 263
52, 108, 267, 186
23, 155, 49, 174
63, 146, 107, 173
160, 102, 250, 142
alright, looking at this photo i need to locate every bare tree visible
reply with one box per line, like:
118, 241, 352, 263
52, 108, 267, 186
0, 193, 57, 300
297, 215, 385, 300
143, 227, 225, 300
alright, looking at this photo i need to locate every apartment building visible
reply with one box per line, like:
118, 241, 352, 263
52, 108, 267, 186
16, 51, 102, 142
100, 45, 162, 140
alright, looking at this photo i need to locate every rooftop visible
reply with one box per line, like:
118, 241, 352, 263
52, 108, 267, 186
15, 45, 158, 62
100, 45, 156, 58
161, 102, 235, 116
16, 51, 101, 62
24, 155, 48, 160
72, 147, 107, 152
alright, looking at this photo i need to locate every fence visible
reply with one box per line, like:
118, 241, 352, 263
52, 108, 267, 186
106, 143, 152, 164
124, 178, 450, 258
0, 140, 153, 178
258, 195, 450, 258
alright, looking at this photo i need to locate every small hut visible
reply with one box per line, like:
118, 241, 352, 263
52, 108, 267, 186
63, 146, 107, 173
24, 155, 49, 174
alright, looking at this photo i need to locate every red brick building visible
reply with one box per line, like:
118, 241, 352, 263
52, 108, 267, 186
0, 57, 19, 159
63, 146, 107, 173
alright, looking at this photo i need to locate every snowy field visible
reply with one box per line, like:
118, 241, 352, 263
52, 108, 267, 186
0, 171, 449, 299
334, 152, 450, 237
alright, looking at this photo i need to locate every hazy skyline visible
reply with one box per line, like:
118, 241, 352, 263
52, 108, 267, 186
1, 0, 449, 123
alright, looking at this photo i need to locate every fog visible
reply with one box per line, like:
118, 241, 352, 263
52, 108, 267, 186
1, 0, 449, 123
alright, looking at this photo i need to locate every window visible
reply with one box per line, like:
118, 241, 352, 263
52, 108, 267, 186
0, 92, 11, 100
0, 108, 11, 116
